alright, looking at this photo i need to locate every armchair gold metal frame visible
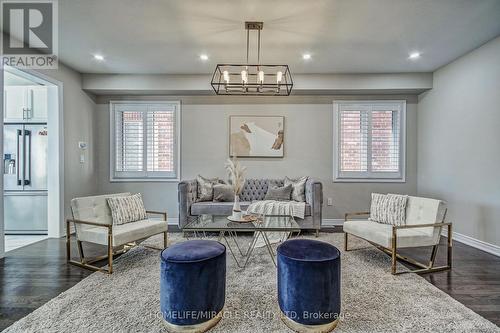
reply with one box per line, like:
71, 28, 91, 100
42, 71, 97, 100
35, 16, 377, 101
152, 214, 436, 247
344, 211, 452, 275
66, 211, 168, 274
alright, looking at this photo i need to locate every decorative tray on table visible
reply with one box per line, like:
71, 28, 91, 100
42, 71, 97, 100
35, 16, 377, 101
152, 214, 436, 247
226, 214, 258, 223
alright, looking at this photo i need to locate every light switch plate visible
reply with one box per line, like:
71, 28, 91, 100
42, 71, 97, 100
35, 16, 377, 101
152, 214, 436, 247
80, 154, 85, 164
327, 198, 333, 206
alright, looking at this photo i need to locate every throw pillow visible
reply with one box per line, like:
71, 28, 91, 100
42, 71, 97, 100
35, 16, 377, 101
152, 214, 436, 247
284, 176, 308, 202
369, 193, 408, 226
107, 193, 147, 225
196, 175, 219, 201
264, 184, 292, 201
213, 184, 235, 202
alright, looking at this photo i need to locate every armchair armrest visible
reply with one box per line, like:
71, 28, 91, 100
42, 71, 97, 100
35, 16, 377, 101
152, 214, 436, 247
146, 210, 168, 220
66, 218, 112, 229
344, 211, 370, 221
393, 222, 452, 230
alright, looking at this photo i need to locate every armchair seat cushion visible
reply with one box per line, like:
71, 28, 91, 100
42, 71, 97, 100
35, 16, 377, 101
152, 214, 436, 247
190, 201, 311, 217
77, 219, 168, 247
343, 220, 436, 249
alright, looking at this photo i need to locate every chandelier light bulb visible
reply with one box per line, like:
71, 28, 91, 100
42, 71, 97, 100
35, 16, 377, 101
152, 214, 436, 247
223, 70, 230, 83
276, 71, 283, 83
241, 70, 248, 84
258, 70, 264, 84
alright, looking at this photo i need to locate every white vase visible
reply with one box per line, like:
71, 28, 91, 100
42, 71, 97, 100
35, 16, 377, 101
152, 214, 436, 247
232, 194, 242, 219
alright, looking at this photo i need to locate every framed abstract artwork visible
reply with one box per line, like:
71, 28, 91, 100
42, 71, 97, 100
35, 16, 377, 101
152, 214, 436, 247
229, 115, 284, 158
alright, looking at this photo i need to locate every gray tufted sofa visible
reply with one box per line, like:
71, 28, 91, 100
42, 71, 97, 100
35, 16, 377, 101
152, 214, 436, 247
178, 178, 323, 234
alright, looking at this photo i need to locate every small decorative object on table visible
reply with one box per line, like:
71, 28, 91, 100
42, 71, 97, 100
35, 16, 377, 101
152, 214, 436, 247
227, 214, 258, 223
225, 157, 246, 221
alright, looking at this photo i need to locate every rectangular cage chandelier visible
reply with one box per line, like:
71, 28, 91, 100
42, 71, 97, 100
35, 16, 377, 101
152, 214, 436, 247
211, 22, 293, 96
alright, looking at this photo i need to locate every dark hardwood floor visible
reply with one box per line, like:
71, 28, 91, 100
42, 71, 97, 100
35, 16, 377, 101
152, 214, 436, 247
0, 228, 499, 330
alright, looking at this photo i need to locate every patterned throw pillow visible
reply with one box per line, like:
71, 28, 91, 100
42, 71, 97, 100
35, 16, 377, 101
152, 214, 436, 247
196, 175, 219, 201
107, 193, 147, 225
369, 193, 408, 226
284, 176, 308, 202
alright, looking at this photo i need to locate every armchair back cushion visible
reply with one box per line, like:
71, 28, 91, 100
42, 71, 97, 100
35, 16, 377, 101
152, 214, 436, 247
71, 193, 131, 235
405, 196, 446, 244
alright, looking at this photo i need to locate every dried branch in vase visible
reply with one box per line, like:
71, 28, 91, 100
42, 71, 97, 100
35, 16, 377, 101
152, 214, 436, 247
225, 157, 246, 195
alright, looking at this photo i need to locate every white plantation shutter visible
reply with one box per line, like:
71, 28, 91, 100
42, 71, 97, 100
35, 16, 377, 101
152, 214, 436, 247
339, 110, 368, 172
334, 101, 405, 182
371, 110, 400, 172
111, 102, 180, 181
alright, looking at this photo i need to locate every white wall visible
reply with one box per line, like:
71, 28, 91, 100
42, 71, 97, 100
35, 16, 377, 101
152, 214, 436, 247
0, 63, 4, 257
418, 36, 500, 246
36, 64, 98, 235
95, 97, 418, 221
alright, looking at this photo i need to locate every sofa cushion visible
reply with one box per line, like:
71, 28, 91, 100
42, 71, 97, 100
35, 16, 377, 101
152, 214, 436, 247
343, 219, 436, 249
191, 201, 312, 217
76, 219, 167, 247
191, 201, 252, 216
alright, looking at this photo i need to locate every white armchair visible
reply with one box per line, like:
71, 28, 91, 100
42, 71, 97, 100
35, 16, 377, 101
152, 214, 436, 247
66, 193, 168, 274
343, 196, 452, 275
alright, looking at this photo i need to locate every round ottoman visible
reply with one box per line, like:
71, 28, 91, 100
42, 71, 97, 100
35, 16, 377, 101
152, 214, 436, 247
277, 239, 341, 333
160, 240, 226, 332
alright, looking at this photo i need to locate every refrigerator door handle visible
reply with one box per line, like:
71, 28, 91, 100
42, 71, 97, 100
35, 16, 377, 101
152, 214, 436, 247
24, 130, 31, 186
16, 129, 22, 186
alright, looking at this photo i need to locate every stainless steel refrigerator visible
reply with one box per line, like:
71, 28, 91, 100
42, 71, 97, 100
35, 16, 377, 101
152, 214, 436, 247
3, 124, 48, 234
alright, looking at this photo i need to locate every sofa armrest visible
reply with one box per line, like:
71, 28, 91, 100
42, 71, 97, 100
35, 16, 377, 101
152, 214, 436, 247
178, 179, 197, 229
305, 178, 323, 229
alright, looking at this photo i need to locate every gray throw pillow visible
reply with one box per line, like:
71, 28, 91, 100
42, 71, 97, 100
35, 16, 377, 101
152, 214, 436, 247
284, 176, 308, 202
213, 184, 235, 202
264, 184, 292, 201
196, 175, 219, 201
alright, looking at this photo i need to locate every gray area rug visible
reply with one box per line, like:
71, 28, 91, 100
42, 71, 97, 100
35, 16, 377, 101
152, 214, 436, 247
4, 233, 499, 333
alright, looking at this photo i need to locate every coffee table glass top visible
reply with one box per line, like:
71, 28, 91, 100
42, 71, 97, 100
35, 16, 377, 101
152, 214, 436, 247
184, 214, 300, 232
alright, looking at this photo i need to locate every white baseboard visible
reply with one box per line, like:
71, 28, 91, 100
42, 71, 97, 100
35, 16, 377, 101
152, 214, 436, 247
168, 217, 179, 225
322, 219, 344, 227
441, 229, 500, 257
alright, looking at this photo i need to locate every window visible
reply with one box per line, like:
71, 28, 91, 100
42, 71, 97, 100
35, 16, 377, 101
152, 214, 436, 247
333, 100, 406, 182
110, 101, 180, 181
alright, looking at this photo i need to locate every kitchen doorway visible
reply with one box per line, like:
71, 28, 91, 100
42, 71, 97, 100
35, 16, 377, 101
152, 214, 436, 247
2, 67, 63, 252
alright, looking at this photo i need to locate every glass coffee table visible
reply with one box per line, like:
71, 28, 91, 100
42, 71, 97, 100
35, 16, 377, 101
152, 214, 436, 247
183, 214, 300, 268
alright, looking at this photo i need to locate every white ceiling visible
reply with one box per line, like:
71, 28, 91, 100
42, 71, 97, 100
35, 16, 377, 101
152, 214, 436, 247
59, 0, 500, 74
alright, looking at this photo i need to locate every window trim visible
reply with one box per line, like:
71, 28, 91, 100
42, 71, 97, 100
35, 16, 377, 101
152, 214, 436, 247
109, 100, 181, 182
333, 100, 406, 183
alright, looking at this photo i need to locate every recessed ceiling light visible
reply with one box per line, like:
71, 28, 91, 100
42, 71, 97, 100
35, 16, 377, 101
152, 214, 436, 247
302, 53, 312, 60
93, 54, 104, 61
200, 54, 209, 61
408, 52, 421, 60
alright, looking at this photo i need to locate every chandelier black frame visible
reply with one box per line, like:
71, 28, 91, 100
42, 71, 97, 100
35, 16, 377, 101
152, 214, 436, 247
211, 22, 293, 96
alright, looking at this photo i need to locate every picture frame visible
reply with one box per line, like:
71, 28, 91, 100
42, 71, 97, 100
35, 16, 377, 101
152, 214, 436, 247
229, 115, 284, 158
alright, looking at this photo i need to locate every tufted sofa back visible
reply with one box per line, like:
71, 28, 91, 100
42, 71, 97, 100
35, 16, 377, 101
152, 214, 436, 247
239, 179, 284, 201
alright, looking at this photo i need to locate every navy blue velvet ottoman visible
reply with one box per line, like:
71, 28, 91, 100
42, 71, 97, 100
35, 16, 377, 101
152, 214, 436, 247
160, 240, 226, 332
277, 239, 341, 332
